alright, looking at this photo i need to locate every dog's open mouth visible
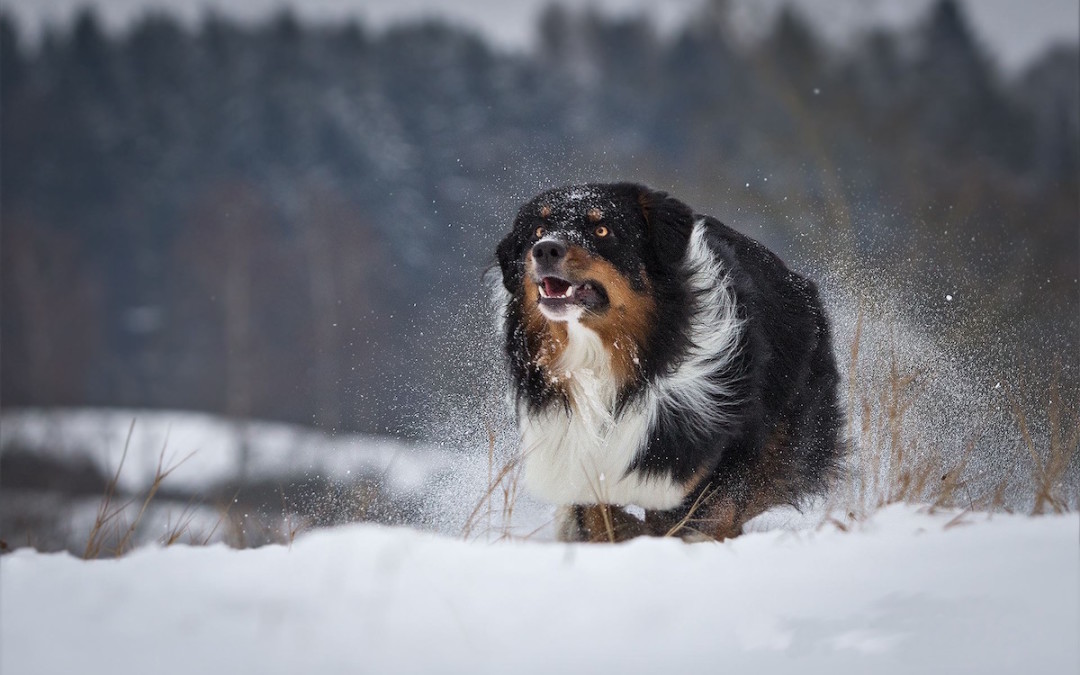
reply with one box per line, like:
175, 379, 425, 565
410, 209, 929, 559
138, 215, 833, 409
537, 276, 608, 313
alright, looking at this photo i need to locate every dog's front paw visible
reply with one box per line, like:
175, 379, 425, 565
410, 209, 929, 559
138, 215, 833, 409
556, 504, 648, 543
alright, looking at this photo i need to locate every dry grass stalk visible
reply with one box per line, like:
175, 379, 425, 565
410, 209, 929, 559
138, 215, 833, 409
462, 421, 522, 540
663, 483, 720, 539
1007, 376, 1079, 514
845, 307, 1078, 518
83, 420, 195, 558
486, 419, 495, 537
83, 419, 137, 559
198, 488, 242, 547
582, 470, 617, 543
279, 486, 304, 548
162, 499, 201, 546
115, 439, 196, 554
495, 455, 524, 541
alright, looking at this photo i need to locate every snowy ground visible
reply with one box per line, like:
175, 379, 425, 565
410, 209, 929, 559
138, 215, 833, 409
1, 408, 482, 551
2, 505, 1076, 674
0, 408, 452, 495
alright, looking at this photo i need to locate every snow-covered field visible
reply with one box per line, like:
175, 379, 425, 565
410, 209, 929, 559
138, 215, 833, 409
2, 504, 1075, 674
3, 406, 1077, 672
0, 407, 453, 495
0, 408, 489, 550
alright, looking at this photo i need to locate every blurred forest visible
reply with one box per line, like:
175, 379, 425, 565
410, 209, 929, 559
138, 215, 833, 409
1, 0, 1077, 435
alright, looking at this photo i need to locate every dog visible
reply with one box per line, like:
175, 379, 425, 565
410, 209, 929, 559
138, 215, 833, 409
493, 183, 844, 542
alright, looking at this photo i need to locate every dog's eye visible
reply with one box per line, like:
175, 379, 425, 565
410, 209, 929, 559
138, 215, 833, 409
594, 226, 609, 238
535, 226, 545, 238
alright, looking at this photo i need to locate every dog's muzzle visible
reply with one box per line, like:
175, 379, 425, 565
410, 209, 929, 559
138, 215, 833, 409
530, 239, 608, 320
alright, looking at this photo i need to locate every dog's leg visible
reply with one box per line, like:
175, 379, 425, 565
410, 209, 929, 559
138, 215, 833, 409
644, 478, 753, 542
645, 501, 745, 541
556, 504, 647, 542
696, 498, 746, 541
643, 508, 683, 537
642, 505, 734, 541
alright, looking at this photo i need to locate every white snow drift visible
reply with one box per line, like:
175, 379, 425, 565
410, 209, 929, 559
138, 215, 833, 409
2, 505, 1076, 674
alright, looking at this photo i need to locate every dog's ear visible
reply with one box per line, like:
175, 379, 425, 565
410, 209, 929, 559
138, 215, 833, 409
634, 185, 695, 268
496, 230, 523, 292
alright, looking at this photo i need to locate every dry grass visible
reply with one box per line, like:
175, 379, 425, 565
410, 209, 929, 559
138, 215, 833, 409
73, 421, 390, 557
662, 483, 722, 540
462, 420, 526, 541
82, 419, 136, 558
1006, 373, 1079, 515
843, 306, 1079, 521
278, 486, 306, 548
582, 471, 618, 543
83, 420, 196, 559
161, 499, 202, 546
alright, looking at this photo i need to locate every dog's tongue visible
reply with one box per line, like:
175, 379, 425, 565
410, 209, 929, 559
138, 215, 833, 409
543, 277, 572, 297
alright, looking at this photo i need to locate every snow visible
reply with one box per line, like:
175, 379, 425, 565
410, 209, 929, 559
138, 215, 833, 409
2, 505, 1076, 674
0, 408, 491, 550
0, 408, 452, 495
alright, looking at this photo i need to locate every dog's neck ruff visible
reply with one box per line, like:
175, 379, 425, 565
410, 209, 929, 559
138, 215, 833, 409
519, 318, 683, 509
647, 219, 744, 438
516, 219, 743, 509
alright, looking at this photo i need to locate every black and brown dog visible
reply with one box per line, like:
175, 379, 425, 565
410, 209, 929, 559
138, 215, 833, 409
494, 183, 844, 542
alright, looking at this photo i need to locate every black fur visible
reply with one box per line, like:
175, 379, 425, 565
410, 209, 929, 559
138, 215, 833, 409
495, 182, 844, 539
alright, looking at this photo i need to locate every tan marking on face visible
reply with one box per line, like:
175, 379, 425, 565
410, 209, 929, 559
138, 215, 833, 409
539, 205, 552, 219
556, 244, 585, 266
586, 207, 603, 223
574, 257, 655, 387
523, 247, 655, 390
522, 257, 569, 377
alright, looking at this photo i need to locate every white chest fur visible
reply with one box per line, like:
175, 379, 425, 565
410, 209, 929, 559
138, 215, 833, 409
518, 321, 686, 510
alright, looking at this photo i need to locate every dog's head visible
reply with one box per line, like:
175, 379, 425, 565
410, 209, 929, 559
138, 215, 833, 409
496, 183, 695, 325
495, 183, 696, 386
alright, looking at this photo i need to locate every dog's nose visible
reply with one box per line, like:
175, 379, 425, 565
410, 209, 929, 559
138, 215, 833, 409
532, 240, 566, 263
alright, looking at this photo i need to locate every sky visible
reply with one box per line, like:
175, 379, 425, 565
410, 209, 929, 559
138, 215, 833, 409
2, 0, 1078, 74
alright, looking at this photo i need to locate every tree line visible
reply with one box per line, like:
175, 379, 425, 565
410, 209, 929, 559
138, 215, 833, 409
1, 0, 1076, 434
